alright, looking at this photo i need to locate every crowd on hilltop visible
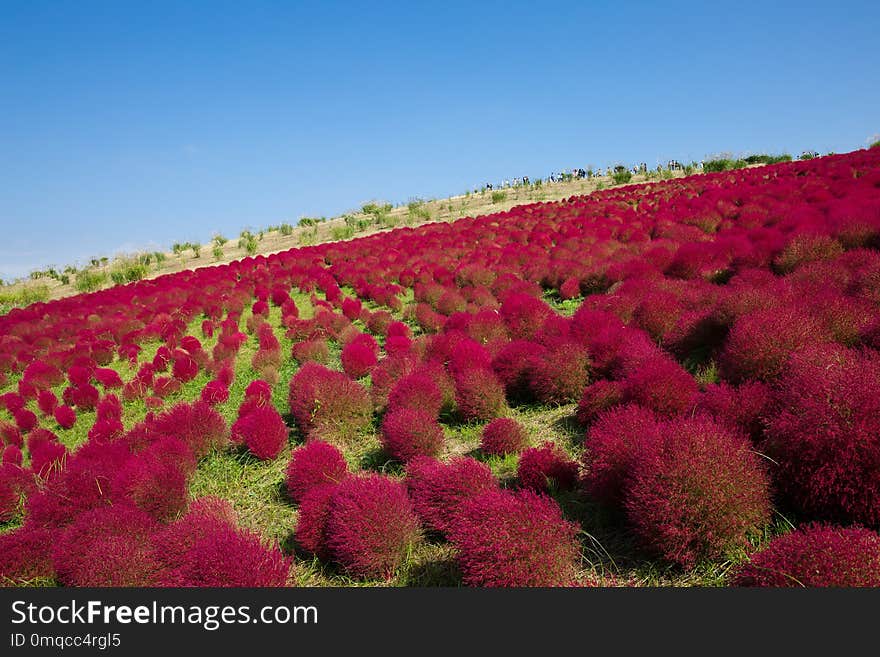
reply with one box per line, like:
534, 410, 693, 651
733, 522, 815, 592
482, 160, 705, 191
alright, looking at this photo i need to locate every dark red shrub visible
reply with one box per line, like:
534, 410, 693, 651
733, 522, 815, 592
576, 379, 625, 426
53, 405, 76, 429
93, 367, 124, 389
733, 524, 880, 587
37, 389, 58, 416
621, 357, 698, 417
113, 450, 189, 522
763, 345, 880, 527
405, 456, 498, 535
200, 379, 230, 405
340, 335, 379, 378
291, 338, 330, 364
720, 306, 825, 382
624, 416, 771, 567
288, 363, 372, 444
387, 371, 443, 418
448, 489, 580, 587
324, 475, 422, 579
293, 483, 337, 559
499, 293, 553, 339
13, 408, 38, 433
147, 400, 229, 459
582, 404, 662, 507
285, 440, 348, 503
0, 527, 55, 585
231, 406, 288, 461
3, 444, 22, 466
28, 431, 67, 479
529, 342, 591, 404
380, 408, 445, 463
517, 441, 579, 492
53, 504, 162, 586
453, 368, 507, 422
480, 418, 527, 456
696, 381, 771, 440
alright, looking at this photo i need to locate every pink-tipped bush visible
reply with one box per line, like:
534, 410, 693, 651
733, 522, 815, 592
293, 483, 338, 559
285, 440, 349, 503
324, 475, 422, 579
763, 345, 880, 527
200, 379, 230, 405
624, 416, 771, 567
147, 400, 229, 459
341, 334, 379, 378
405, 456, 498, 535
575, 379, 625, 426
53, 504, 162, 586
448, 489, 581, 587
733, 524, 880, 587
380, 408, 445, 463
0, 527, 55, 585
517, 441, 579, 492
288, 363, 372, 444
231, 406, 289, 461
387, 372, 443, 418
582, 404, 663, 507
529, 343, 591, 404
720, 306, 825, 382
621, 357, 698, 418
480, 418, 527, 456
53, 405, 76, 429
37, 389, 58, 416
453, 368, 507, 422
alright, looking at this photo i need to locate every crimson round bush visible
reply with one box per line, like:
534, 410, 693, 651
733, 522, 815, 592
624, 416, 771, 567
575, 379, 624, 426
762, 345, 880, 527
0, 526, 56, 585
146, 400, 229, 459
52, 504, 162, 586
480, 418, 527, 456
323, 475, 422, 579
405, 456, 497, 535
448, 489, 581, 587
582, 404, 662, 507
293, 483, 338, 559
387, 371, 443, 418
517, 442, 579, 493
528, 342, 591, 404
231, 406, 289, 461
340, 334, 379, 378
733, 524, 880, 587
453, 367, 507, 422
621, 356, 698, 418
285, 440, 349, 503
288, 363, 372, 444
157, 499, 292, 587
380, 408, 445, 463
113, 451, 189, 522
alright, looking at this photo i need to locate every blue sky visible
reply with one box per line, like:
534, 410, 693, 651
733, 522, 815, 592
1, 1, 878, 280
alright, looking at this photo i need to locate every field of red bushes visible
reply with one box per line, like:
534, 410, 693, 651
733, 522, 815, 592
2, 147, 880, 587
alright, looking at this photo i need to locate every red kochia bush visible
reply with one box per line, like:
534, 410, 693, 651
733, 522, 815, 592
340, 334, 379, 379
323, 475, 422, 579
719, 306, 825, 382
624, 416, 771, 567
200, 379, 230, 405
582, 404, 663, 507
621, 356, 698, 418
405, 456, 498, 535
576, 379, 625, 426
733, 524, 880, 587
231, 406, 288, 461
529, 343, 591, 404
387, 372, 443, 418
37, 389, 58, 416
480, 418, 527, 456
763, 345, 880, 527
113, 446, 190, 522
53, 405, 76, 429
288, 363, 372, 444
453, 368, 507, 421
499, 293, 553, 339
294, 484, 337, 559
157, 499, 291, 587
285, 440, 349, 503
53, 504, 162, 586
380, 408, 445, 463
517, 442, 579, 492
147, 401, 229, 459
0, 526, 56, 584
448, 489, 580, 587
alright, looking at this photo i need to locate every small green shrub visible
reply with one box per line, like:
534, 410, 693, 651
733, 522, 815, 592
612, 169, 633, 184
212, 244, 224, 260
491, 191, 506, 204
279, 222, 294, 236
75, 269, 108, 293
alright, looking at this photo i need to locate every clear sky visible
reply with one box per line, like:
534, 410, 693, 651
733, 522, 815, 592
1, 1, 878, 280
